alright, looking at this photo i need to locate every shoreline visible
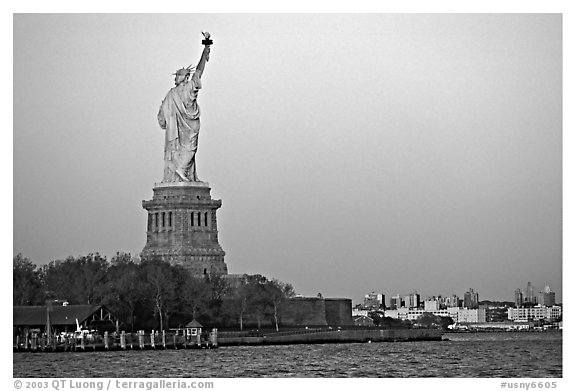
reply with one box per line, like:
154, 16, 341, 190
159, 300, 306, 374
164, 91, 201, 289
13, 328, 444, 352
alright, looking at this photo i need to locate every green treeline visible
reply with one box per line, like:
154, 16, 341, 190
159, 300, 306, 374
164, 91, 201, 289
13, 253, 295, 332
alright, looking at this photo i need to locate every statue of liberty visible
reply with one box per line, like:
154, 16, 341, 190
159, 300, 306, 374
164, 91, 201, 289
157, 32, 212, 182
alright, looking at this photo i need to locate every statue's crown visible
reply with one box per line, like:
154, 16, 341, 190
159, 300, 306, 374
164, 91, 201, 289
173, 68, 190, 76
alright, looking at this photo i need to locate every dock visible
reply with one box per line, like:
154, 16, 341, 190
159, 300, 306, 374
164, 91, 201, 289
13, 329, 218, 352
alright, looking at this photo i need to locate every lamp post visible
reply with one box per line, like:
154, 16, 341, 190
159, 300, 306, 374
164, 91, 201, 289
45, 299, 53, 343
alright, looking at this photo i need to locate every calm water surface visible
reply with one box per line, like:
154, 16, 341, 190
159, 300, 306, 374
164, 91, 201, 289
13, 332, 562, 378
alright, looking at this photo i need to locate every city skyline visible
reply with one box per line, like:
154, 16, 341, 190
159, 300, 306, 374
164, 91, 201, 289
356, 281, 560, 307
13, 14, 562, 305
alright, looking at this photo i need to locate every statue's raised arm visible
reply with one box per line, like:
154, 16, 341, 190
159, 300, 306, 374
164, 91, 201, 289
195, 32, 212, 78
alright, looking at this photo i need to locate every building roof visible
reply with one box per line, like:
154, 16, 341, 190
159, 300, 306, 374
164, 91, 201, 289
353, 315, 375, 325
13, 305, 108, 327
185, 319, 203, 328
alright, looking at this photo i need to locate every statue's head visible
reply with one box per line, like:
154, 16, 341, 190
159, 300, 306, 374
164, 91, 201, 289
173, 67, 191, 85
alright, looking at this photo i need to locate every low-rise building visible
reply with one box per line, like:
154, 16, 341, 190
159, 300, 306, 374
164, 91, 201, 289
13, 304, 118, 335
386, 308, 456, 322
547, 306, 562, 320
352, 308, 369, 317
483, 306, 508, 322
353, 315, 375, 327
507, 305, 562, 321
451, 322, 530, 331
385, 307, 486, 323
455, 307, 486, 323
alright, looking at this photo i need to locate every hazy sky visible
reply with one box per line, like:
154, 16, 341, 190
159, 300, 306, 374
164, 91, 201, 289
12, 13, 562, 304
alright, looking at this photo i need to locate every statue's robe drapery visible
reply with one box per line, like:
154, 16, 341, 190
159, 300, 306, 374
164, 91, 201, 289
157, 72, 202, 182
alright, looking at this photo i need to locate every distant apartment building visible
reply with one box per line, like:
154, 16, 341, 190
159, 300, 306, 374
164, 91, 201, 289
427, 295, 454, 310
446, 294, 460, 308
507, 305, 562, 321
403, 292, 420, 309
363, 292, 385, 310
463, 288, 479, 309
537, 286, 555, 307
514, 288, 524, 307
389, 294, 402, 310
525, 281, 537, 305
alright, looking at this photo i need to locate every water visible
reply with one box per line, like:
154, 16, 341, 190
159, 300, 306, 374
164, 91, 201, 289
13, 332, 562, 378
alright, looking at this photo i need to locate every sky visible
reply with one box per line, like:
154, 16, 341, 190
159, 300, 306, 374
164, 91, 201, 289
12, 13, 563, 304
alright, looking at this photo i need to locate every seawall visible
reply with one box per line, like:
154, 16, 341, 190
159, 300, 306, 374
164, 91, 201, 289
218, 328, 442, 346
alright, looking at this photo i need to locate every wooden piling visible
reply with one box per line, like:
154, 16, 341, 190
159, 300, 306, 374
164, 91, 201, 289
210, 328, 218, 348
31, 334, 37, 351
162, 330, 166, 349
104, 331, 109, 349
150, 331, 155, 349
138, 330, 144, 349
80, 334, 85, 351
120, 331, 126, 350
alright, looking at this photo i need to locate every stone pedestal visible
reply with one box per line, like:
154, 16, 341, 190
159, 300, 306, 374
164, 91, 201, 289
141, 181, 227, 276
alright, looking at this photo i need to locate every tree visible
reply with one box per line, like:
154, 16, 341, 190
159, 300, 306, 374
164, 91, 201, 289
13, 254, 44, 305
78, 253, 109, 304
163, 264, 189, 329
223, 275, 251, 331
220, 274, 269, 330
140, 260, 182, 331
204, 273, 229, 323
416, 312, 437, 328
266, 279, 295, 332
182, 276, 212, 321
437, 316, 454, 330
244, 274, 271, 329
42, 253, 109, 304
368, 310, 386, 326
104, 254, 145, 332
415, 313, 454, 330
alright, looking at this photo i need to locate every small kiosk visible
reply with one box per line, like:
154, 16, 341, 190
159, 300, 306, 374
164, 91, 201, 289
184, 319, 203, 345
